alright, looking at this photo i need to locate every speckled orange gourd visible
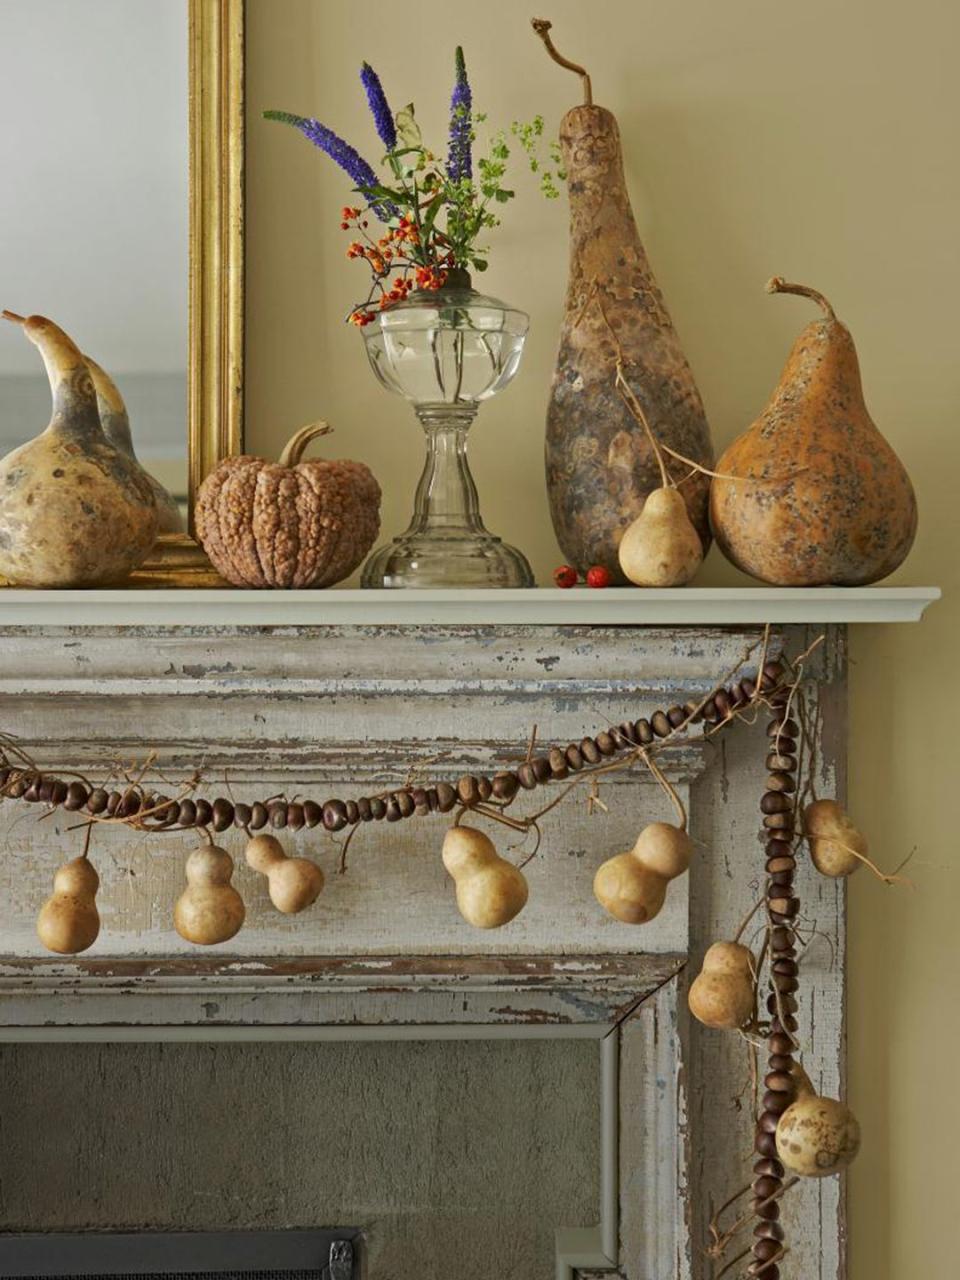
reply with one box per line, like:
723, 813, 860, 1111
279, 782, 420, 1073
709, 278, 917, 586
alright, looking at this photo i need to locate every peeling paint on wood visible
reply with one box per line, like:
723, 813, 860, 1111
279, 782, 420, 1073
0, 620, 843, 1280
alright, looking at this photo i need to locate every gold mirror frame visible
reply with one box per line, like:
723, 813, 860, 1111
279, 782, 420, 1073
135, 0, 244, 586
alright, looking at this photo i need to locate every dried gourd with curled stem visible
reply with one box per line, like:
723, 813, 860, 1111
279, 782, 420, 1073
533, 18, 714, 579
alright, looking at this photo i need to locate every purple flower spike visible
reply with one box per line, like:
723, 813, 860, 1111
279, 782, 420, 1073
264, 110, 394, 220
447, 46, 472, 182
360, 62, 397, 151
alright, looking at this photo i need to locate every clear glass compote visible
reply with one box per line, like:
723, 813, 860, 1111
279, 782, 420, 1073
360, 272, 534, 588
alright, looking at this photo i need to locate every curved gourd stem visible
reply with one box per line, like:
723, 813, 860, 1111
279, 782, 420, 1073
278, 421, 334, 467
765, 276, 837, 321
2, 311, 25, 324
531, 18, 593, 105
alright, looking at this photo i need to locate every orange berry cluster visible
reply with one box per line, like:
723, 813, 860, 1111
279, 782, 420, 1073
343, 208, 452, 326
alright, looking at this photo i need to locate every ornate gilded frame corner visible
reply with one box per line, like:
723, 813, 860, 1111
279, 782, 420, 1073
134, 0, 244, 586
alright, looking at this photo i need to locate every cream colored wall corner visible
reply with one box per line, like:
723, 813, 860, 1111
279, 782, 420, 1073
245, 1, 959, 1273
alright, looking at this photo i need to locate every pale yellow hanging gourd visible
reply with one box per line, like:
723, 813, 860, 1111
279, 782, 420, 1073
174, 844, 245, 945
593, 821, 693, 924
803, 799, 868, 878
244, 834, 324, 914
36, 857, 100, 954
441, 826, 529, 928
688, 941, 755, 1029
775, 1066, 861, 1177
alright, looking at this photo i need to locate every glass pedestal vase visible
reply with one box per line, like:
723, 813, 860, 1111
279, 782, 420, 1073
359, 276, 534, 589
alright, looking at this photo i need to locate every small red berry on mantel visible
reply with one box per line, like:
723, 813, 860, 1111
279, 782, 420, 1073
553, 564, 578, 589
586, 565, 612, 588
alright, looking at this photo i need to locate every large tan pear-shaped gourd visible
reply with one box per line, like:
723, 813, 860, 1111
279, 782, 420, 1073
0, 313, 158, 585
84, 354, 184, 534
535, 21, 714, 581
710, 278, 917, 585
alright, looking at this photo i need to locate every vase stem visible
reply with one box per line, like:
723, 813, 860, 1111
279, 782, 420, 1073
408, 405, 482, 535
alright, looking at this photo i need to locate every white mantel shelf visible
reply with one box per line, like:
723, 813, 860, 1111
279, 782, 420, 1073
0, 585, 939, 626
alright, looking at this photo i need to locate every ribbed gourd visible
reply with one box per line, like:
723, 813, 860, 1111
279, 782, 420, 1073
0, 312, 158, 585
195, 422, 381, 588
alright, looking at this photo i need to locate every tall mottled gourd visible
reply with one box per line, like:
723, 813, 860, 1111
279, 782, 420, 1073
710, 278, 917, 585
0, 313, 158, 585
534, 21, 714, 580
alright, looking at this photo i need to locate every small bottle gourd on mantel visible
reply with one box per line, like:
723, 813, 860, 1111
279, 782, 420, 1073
0, 312, 158, 586
533, 20, 715, 581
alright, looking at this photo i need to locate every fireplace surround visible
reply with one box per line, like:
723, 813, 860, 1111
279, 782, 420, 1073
0, 594, 927, 1277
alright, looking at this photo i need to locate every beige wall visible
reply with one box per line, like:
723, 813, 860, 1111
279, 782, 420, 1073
245, 1, 960, 1274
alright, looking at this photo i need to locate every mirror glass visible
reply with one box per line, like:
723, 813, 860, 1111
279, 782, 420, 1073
0, 0, 189, 508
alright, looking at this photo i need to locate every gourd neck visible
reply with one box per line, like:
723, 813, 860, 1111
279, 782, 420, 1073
85, 355, 134, 454
406, 405, 484, 535
4, 313, 105, 445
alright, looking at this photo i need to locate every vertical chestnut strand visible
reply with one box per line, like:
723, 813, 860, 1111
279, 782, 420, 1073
751, 702, 801, 1280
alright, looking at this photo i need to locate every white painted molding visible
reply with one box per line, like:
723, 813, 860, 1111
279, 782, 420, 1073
0, 585, 940, 626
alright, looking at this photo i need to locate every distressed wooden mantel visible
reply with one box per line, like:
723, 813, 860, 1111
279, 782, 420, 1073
0, 593, 919, 1279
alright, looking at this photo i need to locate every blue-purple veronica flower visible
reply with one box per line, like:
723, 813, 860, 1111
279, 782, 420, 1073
264, 110, 395, 220
360, 61, 396, 151
446, 46, 472, 182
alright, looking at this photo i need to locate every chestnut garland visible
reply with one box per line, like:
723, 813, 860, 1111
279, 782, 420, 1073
0, 660, 786, 836
750, 699, 801, 1280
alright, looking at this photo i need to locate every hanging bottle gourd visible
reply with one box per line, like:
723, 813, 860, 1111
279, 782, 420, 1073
244, 834, 325, 914
688, 940, 756, 1030
594, 821, 692, 923
0, 313, 158, 585
174, 843, 245, 945
36, 856, 100, 954
533, 21, 714, 581
84, 353, 184, 533
441, 826, 529, 928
